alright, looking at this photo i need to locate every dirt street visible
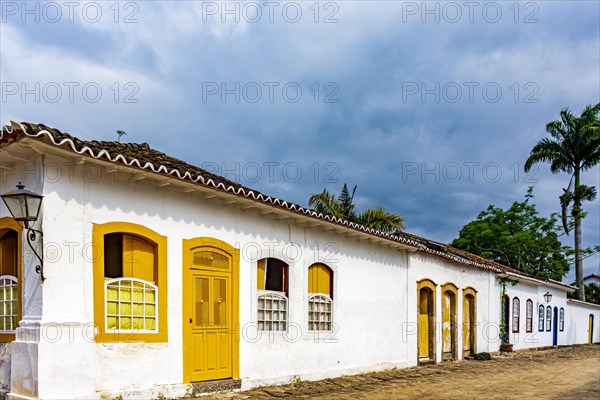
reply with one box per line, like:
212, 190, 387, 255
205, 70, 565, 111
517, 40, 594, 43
201, 344, 600, 399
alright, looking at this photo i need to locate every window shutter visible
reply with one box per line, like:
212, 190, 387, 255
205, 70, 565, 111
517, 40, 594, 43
122, 234, 156, 283
257, 259, 266, 290
0, 237, 17, 277
308, 264, 331, 296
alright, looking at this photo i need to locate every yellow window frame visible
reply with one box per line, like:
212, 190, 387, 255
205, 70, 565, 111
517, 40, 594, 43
93, 222, 168, 343
0, 217, 22, 343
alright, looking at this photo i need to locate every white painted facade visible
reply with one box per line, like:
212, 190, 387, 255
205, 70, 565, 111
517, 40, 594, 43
0, 136, 598, 400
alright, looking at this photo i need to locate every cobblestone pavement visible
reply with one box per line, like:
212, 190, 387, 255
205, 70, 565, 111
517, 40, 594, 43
199, 344, 600, 399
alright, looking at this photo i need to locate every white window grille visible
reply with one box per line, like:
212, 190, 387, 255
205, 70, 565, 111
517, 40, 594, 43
526, 300, 533, 332
308, 294, 332, 331
0, 276, 18, 333
512, 298, 520, 332
559, 308, 565, 332
257, 291, 287, 331
105, 278, 158, 333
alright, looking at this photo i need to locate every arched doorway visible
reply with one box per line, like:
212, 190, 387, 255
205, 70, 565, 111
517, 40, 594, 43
502, 295, 510, 344
182, 237, 240, 383
552, 307, 558, 346
417, 279, 436, 363
442, 283, 458, 361
463, 288, 477, 356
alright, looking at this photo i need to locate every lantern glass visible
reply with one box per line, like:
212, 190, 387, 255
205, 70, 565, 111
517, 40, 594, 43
543, 292, 552, 303
1, 184, 43, 222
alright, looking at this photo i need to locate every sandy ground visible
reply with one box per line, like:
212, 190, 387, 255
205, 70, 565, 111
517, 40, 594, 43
200, 344, 600, 399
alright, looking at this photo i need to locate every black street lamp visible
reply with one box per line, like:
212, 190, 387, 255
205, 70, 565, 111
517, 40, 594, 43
1, 182, 45, 281
543, 291, 552, 303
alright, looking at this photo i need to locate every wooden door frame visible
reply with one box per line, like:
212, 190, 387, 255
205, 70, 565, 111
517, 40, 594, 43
441, 282, 458, 360
182, 237, 240, 383
463, 287, 477, 356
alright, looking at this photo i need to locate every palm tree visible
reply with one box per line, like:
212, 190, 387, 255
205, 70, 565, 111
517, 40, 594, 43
308, 184, 405, 233
524, 104, 600, 301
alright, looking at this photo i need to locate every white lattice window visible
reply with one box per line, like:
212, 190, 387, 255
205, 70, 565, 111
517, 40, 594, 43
559, 308, 565, 331
105, 278, 158, 333
308, 294, 332, 331
257, 291, 287, 331
0, 276, 18, 333
526, 300, 533, 332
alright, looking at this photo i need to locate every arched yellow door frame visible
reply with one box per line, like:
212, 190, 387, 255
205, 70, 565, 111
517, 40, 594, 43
441, 282, 458, 360
0, 217, 22, 343
417, 278, 436, 362
182, 237, 240, 383
462, 287, 477, 356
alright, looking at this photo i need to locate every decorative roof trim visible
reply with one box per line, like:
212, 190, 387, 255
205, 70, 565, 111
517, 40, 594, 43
2, 122, 424, 250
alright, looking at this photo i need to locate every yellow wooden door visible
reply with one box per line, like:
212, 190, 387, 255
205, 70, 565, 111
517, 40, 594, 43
418, 290, 429, 358
442, 292, 451, 354
184, 245, 234, 382
463, 296, 472, 354
589, 315, 594, 344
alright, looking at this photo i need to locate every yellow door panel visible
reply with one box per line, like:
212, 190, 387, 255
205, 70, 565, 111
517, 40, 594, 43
442, 292, 451, 354
463, 296, 471, 353
419, 314, 429, 358
418, 290, 430, 359
184, 242, 238, 383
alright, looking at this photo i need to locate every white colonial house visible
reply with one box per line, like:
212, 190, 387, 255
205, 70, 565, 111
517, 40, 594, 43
0, 121, 598, 400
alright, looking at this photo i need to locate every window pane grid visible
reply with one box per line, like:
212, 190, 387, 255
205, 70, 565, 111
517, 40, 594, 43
308, 294, 332, 331
105, 278, 158, 333
559, 308, 565, 331
512, 299, 520, 332
538, 305, 544, 332
546, 306, 552, 331
0, 276, 18, 333
526, 300, 533, 332
257, 291, 287, 331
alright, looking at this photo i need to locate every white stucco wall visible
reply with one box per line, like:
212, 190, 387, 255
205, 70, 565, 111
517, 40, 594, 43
563, 300, 600, 344
1, 146, 599, 399
503, 281, 570, 350
31, 151, 418, 397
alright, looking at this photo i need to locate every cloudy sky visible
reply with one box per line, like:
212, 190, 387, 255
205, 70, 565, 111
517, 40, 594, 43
1, 0, 598, 281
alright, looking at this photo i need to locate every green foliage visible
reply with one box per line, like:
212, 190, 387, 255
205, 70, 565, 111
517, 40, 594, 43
585, 283, 600, 304
524, 103, 600, 300
451, 188, 571, 281
308, 184, 405, 233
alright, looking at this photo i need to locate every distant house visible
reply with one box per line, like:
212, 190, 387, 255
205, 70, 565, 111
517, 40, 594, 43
584, 274, 600, 286
571, 274, 600, 286
0, 121, 599, 400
